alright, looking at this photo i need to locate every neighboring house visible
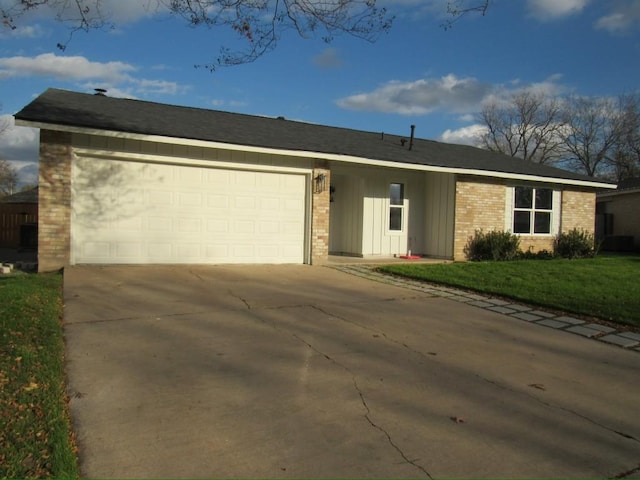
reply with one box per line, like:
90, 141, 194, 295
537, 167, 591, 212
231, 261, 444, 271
0, 187, 38, 249
596, 177, 640, 251
15, 88, 613, 272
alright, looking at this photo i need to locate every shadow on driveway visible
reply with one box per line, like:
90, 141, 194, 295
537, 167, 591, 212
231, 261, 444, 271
63, 265, 640, 478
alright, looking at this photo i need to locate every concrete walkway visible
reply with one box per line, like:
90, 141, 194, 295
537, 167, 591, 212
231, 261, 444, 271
333, 264, 640, 352
63, 265, 640, 478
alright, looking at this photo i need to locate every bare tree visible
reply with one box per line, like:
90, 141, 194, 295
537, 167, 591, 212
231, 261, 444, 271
2, 0, 394, 68
0, 159, 18, 197
560, 95, 631, 178
478, 91, 566, 165
608, 94, 640, 181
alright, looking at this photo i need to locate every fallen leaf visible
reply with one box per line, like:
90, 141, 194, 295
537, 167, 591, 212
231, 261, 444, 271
24, 382, 39, 392
528, 383, 546, 391
450, 416, 466, 424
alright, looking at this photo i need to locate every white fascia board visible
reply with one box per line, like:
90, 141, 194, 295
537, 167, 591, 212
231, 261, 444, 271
19, 120, 616, 190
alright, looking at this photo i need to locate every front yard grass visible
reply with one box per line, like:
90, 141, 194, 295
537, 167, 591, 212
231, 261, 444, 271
0, 272, 79, 478
380, 254, 640, 328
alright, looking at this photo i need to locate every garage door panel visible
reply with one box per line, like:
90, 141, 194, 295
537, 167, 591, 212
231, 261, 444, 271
72, 158, 307, 264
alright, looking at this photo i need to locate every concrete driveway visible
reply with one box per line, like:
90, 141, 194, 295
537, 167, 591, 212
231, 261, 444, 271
63, 265, 640, 478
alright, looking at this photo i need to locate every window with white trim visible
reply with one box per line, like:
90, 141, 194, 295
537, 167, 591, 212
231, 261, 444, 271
389, 183, 404, 231
513, 186, 554, 234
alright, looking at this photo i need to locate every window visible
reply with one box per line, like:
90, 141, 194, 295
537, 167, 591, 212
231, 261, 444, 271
389, 183, 404, 231
513, 186, 553, 234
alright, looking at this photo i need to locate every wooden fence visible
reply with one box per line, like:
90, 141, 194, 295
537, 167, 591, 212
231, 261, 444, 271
0, 204, 38, 248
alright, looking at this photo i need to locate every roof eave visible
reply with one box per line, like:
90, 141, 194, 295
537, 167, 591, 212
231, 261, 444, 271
16, 119, 615, 190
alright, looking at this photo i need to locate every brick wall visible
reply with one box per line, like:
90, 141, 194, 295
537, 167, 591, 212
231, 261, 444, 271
38, 130, 72, 272
454, 177, 597, 260
454, 177, 507, 261
561, 189, 596, 233
311, 163, 330, 264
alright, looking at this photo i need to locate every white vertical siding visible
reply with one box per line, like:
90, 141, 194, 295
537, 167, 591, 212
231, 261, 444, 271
424, 172, 455, 258
329, 173, 364, 255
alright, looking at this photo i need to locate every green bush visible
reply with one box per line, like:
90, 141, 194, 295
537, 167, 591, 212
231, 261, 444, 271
516, 248, 555, 260
464, 229, 521, 261
554, 228, 598, 259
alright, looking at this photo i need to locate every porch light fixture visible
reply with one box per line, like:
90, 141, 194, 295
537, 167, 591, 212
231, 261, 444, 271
314, 173, 326, 193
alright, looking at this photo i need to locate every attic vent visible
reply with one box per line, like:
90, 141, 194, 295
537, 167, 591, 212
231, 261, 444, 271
277, 116, 285, 120
94, 88, 107, 96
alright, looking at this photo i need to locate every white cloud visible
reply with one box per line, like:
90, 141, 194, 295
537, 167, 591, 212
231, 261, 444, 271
596, 1, 640, 33
97, 0, 160, 23
0, 53, 136, 82
337, 74, 492, 115
527, 0, 589, 19
439, 124, 486, 146
482, 74, 569, 108
337, 73, 568, 116
0, 52, 189, 97
312, 48, 344, 68
0, 115, 39, 164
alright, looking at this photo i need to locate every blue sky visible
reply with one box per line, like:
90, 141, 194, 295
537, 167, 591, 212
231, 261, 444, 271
1, 0, 639, 186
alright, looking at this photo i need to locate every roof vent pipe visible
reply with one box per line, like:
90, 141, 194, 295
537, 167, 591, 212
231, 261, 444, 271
409, 125, 415, 151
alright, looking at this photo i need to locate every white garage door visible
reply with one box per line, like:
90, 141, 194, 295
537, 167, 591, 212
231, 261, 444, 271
71, 157, 308, 264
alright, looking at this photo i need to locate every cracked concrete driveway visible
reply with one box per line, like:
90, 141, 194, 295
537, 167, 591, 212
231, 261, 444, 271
63, 265, 640, 478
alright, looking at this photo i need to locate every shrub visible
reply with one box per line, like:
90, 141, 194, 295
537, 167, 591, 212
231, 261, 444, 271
464, 229, 521, 261
516, 248, 555, 260
554, 228, 598, 259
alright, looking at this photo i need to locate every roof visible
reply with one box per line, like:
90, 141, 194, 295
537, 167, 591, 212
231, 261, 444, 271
0, 187, 38, 204
15, 88, 612, 188
598, 177, 640, 198
617, 177, 640, 191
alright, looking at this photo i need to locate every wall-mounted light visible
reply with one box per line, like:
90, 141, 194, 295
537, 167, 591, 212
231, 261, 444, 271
314, 173, 326, 193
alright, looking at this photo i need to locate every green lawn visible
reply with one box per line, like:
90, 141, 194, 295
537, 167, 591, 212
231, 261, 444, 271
379, 254, 640, 327
0, 273, 79, 478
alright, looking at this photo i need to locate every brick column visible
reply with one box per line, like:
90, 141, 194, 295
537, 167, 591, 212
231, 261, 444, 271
311, 162, 330, 264
38, 130, 72, 272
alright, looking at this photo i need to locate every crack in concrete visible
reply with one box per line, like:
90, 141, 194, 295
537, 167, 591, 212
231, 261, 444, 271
476, 375, 640, 447
284, 327, 432, 478
227, 289, 251, 310
353, 376, 434, 479
610, 463, 640, 479
188, 269, 205, 281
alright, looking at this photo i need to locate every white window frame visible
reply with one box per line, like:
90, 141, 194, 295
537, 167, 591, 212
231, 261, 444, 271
387, 182, 405, 234
505, 186, 561, 236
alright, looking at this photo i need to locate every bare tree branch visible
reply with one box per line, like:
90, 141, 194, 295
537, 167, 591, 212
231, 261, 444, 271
443, 0, 491, 29
478, 91, 566, 165
2, 1, 493, 67
560, 95, 630, 178
1, 0, 395, 67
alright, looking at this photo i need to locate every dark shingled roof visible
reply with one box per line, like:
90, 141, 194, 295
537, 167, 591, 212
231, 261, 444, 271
15, 88, 609, 186
616, 177, 640, 191
0, 186, 38, 204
